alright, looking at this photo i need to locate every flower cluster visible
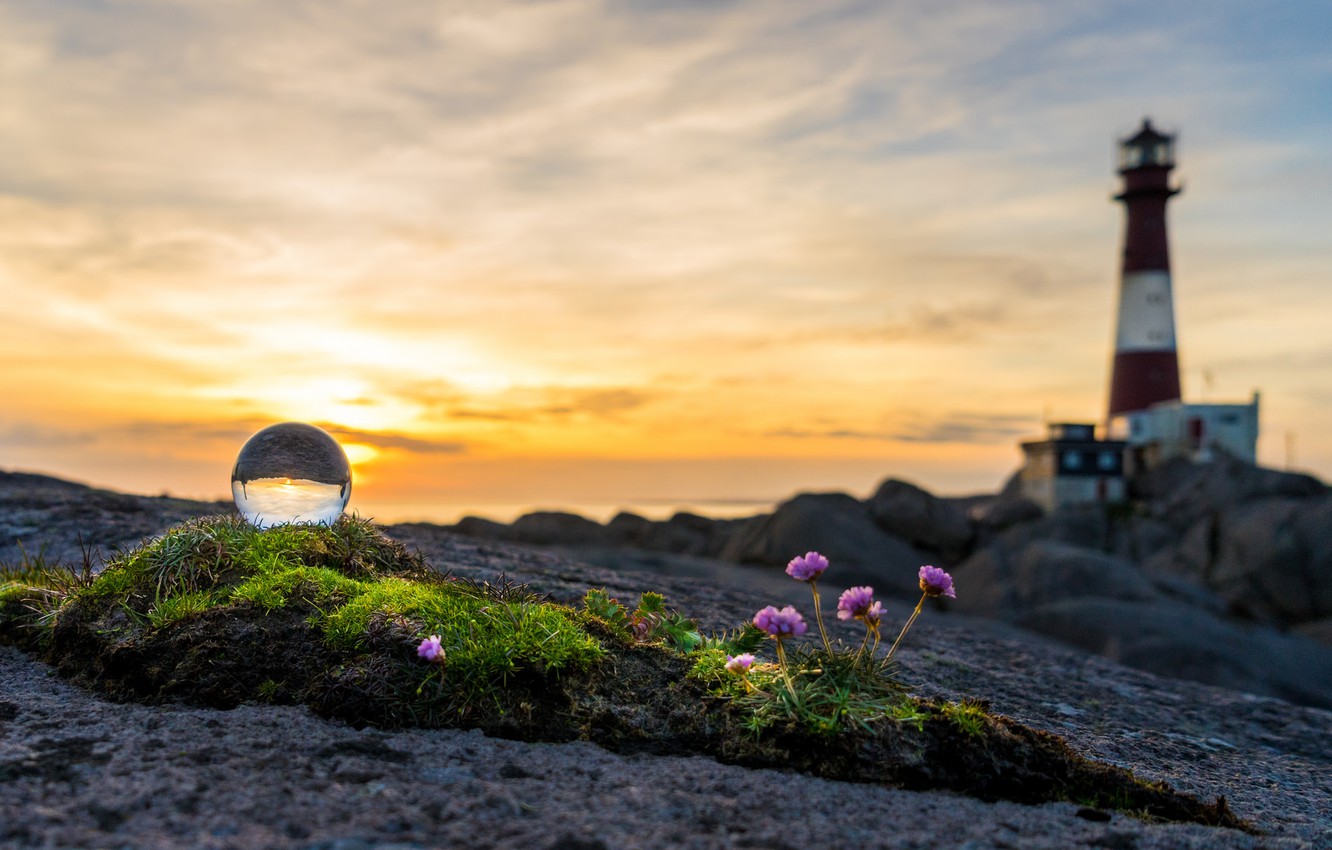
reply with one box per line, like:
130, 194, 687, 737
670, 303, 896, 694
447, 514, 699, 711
746, 552, 958, 695
753, 605, 807, 637
785, 551, 829, 582
919, 565, 956, 599
884, 564, 956, 663
836, 586, 883, 625
786, 551, 833, 653
416, 634, 444, 663
724, 653, 755, 674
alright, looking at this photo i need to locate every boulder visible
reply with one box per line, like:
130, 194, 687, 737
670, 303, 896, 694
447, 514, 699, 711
719, 492, 930, 597
506, 511, 609, 546
987, 505, 1181, 566
604, 512, 653, 546
952, 540, 1158, 620
453, 511, 609, 547
865, 478, 974, 563
966, 496, 1043, 535
1146, 495, 1332, 626
1019, 597, 1332, 709
953, 537, 1332, 708
1132, 452, 1326, 531
614, 512, 708, 556
1296, 616, 1332, 646
451, 515, 511, 540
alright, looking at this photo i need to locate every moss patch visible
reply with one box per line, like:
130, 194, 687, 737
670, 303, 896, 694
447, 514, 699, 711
0, 516, 1250, 832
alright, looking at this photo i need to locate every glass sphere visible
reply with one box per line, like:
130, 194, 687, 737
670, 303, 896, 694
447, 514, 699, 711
231, 422, 352, 529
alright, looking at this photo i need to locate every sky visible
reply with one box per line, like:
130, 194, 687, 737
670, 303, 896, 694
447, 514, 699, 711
2, 0, 1330, 523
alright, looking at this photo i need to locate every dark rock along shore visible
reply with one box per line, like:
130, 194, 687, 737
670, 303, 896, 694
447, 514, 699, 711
1, 469, 1331, 849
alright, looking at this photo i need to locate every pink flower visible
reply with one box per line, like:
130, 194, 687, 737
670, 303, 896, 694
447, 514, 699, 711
837, 586, 876, 621
918, 565, 956, 599
753, 605, 808, 637
785, 551, 829, 582
417, 635, 444, 662
862, 600, 884, 625
725, 653, 755, 674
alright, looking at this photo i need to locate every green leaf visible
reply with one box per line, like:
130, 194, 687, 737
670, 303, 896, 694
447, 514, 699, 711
706, 623, 767, 656
636, 592, 666, 616
582, 588, 630, 631
659, 612, 703, 653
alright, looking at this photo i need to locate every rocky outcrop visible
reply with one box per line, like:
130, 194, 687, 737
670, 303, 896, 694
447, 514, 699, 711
0, 471, 227, 566
866, 478, 974, 563
952, 538, 1332, 708
961, 494, 1044, 538
954, 540, 1158, 617
720, 493, 931, 596
1132, 452, 1326, 531
452, 511, 610, 547
981, 504, 1178, 566
1144, 494, 1332, 627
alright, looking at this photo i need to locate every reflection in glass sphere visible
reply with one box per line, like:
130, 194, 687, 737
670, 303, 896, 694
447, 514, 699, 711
231, 423, 351, 529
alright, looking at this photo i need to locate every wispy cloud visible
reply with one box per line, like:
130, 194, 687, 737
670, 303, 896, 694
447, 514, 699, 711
318, 425, 467, 455
768, 411, 1037, 445
446, 387, 661, 424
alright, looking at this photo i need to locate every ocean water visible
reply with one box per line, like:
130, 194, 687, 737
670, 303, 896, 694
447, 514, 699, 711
352, 497, 777, 527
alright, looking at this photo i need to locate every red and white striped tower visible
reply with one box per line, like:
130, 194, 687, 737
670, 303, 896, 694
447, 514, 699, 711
1107, 118, 1182, 421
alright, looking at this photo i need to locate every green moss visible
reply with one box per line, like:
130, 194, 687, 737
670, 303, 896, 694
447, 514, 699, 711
146, 589, 225, 629
230, 563, 365, 612
10, 516, 604, 722
939, 699, 989, 737
0, 583, 31, 606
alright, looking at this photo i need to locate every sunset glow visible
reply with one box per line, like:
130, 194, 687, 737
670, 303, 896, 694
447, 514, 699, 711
3, 1, 1330, 522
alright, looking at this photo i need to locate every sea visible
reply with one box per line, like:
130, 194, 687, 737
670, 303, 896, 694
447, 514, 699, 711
351, 497, 779, 526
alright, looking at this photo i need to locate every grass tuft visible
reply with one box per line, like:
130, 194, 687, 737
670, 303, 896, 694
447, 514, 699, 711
692, 641, 917, 735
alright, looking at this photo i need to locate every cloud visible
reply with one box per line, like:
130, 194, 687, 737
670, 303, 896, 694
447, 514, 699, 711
889, 413, 1037, 444
17, 417, 470, 458
769, 411, 1037, 445
446, 387, 661, 424
0, 422, 97, 449
317, 425, 467, 455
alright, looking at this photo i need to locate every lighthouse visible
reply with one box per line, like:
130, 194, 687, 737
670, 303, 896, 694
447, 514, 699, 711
1107, 119, 1182, 422
1017, 118, 1261, 509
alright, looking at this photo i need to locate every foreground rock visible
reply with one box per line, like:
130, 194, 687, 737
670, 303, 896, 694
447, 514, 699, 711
2, 517, 1247, 830
2, 523, 1330, 849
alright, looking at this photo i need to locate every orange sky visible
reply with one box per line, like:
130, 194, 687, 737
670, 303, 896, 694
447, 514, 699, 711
2, 1, 1329, 523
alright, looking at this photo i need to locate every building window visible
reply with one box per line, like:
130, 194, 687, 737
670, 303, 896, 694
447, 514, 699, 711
1062, 452, 1082, 471
1098, 451, 1118, 471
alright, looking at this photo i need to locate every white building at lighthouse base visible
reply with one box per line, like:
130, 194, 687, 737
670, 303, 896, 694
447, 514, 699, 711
1115, 392, 1260, 473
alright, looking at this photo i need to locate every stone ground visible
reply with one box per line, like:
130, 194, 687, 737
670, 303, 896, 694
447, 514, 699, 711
1, 476, 1330, 849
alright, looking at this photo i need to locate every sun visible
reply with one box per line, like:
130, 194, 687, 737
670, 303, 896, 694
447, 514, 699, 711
341, 442, 379, 470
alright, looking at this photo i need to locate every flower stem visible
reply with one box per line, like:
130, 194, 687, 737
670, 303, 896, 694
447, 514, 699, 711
857, 623, 872, 661
809, 580, 833, 655
884, 593, 926, 664
774, 637, 798, 703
